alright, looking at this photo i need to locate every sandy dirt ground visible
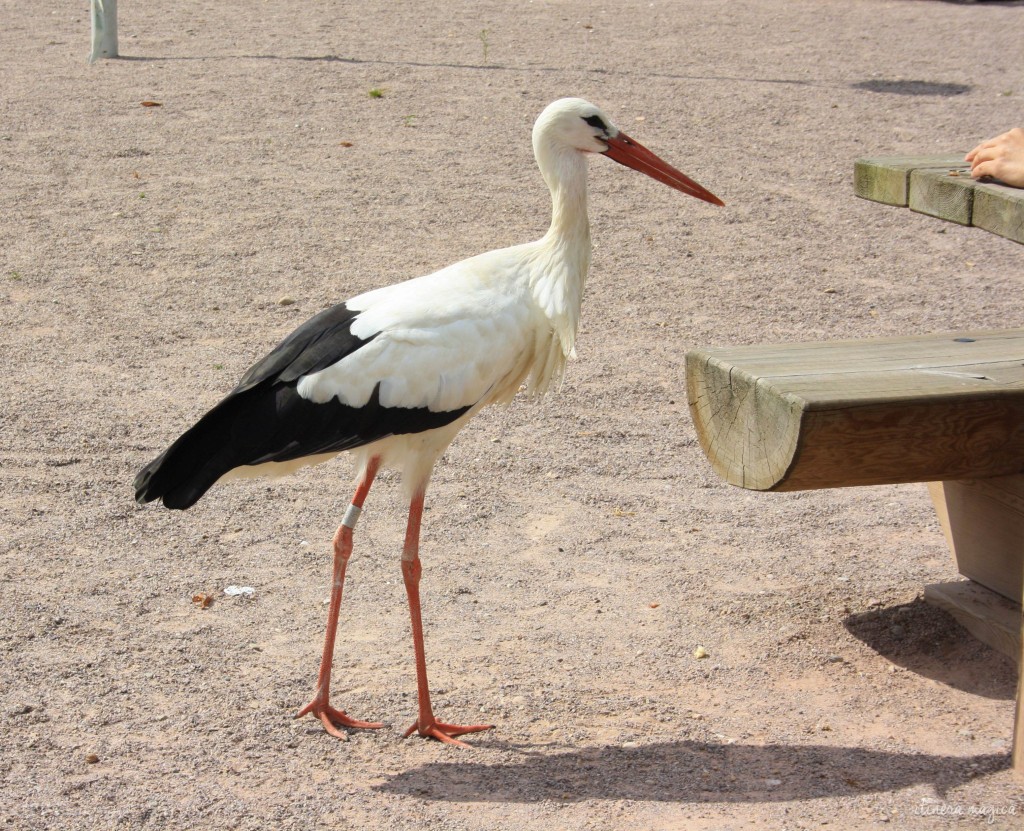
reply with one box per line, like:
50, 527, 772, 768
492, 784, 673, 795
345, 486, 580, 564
3, 1, 1024, 829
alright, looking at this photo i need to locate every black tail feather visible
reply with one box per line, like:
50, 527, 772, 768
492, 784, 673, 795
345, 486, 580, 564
134, 382, 471, 510
134, 389, 267, 510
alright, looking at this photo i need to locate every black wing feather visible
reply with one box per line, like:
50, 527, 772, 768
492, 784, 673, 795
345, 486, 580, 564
235, 302, 371, 391
134, 302, 471, 510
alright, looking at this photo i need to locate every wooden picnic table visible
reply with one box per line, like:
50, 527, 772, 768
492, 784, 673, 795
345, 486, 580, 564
685, 161, 1024, 775
686, 329, 1024, 776
854, 154, 1024, 244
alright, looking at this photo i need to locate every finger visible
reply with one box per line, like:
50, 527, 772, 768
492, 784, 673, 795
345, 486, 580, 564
969, 159, 997, 180
966, 138, 997, 161
974, 145, 1001, 164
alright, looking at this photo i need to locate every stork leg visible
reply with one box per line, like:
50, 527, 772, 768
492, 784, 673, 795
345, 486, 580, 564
295, 456, 384, 739
401, 488, 494, 747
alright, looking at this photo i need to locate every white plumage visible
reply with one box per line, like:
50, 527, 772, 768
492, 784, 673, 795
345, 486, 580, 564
135, 97, 722, 747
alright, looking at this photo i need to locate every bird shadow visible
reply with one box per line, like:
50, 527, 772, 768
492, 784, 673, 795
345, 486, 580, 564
376, 599, 1015, 805
843, 598, 1017, 701
372, 739, 1008, 803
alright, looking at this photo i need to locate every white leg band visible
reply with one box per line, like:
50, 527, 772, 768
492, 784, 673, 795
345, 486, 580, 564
341, 503, 362, 530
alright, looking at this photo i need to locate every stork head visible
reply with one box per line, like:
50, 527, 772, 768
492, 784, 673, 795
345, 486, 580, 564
532, 97, 723, 206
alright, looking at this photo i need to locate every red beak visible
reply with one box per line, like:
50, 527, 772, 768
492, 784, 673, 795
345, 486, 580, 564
602, 130, 724, 207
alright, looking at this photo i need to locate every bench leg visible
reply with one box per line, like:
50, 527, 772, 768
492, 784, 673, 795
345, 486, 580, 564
928, 478, 1024, 778
927, 477, 1023, 604
1016, 567, 1024, 779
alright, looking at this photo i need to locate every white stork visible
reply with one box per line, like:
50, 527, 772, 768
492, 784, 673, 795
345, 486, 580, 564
134, 97, 723, 747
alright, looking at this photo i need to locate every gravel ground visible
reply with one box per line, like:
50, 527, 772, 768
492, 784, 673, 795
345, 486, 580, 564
2, 1, 1023, 829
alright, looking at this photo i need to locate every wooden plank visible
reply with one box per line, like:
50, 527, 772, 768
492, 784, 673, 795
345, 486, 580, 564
685, 329, 1024, 491
909, 167, 976, 226
790, 398, 1024, 490
688, 328, 1024, 376
929, 476, 1024, 603
973, 181, 1024, 245
854, 155, 966, 206
761, 361, 1024, 409
855, 154, 1023, 245
685, 354, 802, 490
1016, 564, 1024, 777
924, 581, 1020, 663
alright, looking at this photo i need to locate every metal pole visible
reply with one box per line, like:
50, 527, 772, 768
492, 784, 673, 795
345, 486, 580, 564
89, 0, 118, 62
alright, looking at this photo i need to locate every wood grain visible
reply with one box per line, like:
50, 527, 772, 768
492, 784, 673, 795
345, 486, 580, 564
924, 580, 1020, 663
909, 168, 976, 225
855, 154, 1023, 245
929, 477, 1024, 603
853, 155, 966, 206
1017, 571, 1024, 777
686, 329, 1024, 491
973, 181, 1024, 245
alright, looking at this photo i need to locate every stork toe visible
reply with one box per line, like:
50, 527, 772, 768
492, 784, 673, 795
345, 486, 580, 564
296, 697, 385, 739
403, 718, 494, 748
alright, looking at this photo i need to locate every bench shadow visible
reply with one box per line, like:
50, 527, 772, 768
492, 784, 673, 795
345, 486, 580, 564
373, 740, 1008, 803
843, 598, 1016, 700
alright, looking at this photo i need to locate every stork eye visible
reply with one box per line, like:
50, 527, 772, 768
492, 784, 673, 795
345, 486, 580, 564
582, 115, 608, 133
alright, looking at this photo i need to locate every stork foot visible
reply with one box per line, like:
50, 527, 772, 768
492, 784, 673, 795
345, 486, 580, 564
295, 696, 384, 740
403, 718, 494, 748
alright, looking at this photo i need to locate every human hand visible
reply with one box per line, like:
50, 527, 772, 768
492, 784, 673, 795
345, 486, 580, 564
965, 127, 1024, 187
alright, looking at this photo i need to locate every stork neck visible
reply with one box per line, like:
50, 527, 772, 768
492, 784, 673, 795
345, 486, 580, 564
537, 152, 592, 306
544, 152, 592, 245
526, 151, 593, 372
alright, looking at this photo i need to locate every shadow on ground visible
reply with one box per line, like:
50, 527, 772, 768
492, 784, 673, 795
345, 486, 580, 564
851, 79, 972, 96
844, 598, 1017, 700
373, 740, 1007, 803
111, 53, 818, 87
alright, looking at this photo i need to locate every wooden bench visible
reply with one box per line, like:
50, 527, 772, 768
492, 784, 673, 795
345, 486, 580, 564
854, 155, 1024, 245
685, 328, 1024, 775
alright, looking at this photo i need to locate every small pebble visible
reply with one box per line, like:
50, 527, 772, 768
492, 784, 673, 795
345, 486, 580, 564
85, 753, 100, 764
693, 646, 709, 659
278, 296, 296, 306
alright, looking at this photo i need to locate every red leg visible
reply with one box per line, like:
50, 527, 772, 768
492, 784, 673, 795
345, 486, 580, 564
295, 457, 384, 739
400, 488, 494, 748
